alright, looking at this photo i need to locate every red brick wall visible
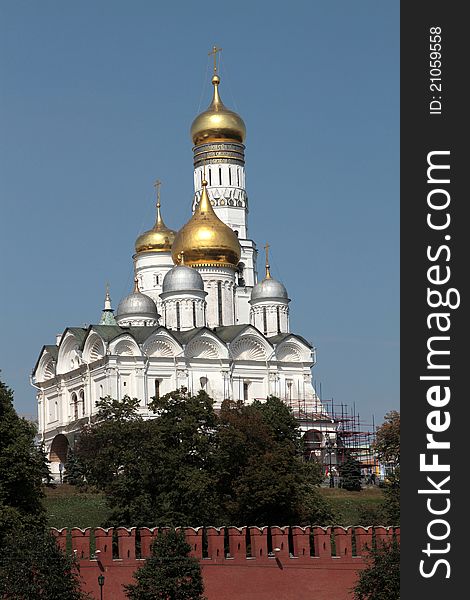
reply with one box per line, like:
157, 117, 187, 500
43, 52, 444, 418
51, 525, 398, 600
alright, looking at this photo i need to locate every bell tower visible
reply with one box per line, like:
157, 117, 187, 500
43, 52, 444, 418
190, 47, 258, 324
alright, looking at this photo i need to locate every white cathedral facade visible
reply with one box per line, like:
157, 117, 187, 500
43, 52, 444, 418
33, 61, 336, 479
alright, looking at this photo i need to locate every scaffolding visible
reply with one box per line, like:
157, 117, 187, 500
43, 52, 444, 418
286, 394, 379, 478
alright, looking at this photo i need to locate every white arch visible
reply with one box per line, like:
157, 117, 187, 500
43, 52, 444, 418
186, 338, 220, 359
57, 332, 81, 375
230, 335, 268, 361
142, 330, 182, 358
82, 332, 106, 363
36, 351, 57, 382
276, 337, 312, 363
185, 330, 229, 360
229, 327, 273, 362
109, 335, 141, 357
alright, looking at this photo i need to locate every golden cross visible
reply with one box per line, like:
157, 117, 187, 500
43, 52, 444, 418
153, 179, 162, 207
208, 45, 222, 74
264, 242, 270, 265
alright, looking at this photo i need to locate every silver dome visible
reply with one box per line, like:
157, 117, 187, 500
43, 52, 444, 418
250, 277, 289, 302
162, 265, 204, 293
117, 291, 158, 318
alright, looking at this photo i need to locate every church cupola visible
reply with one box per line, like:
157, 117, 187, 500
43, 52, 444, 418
133, 180, 177, 311
190, 61, 246, 146
250, 244, 290, 336
160, 255, 207, 330
135, 180, 176, 254
172, 179, 241, 269
116, 278, 159, 327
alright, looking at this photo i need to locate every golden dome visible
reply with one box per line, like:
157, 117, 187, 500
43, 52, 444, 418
135, 193, 176, 254
172, 180, 241, 268
191, 75, 246, 146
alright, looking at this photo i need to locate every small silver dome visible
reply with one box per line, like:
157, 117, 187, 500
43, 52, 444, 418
117, 291, 158, 318
162, 265, 204, 293
251, 277, 289, 302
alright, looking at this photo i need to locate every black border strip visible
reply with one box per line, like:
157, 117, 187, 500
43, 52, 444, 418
401, 3, 466, 596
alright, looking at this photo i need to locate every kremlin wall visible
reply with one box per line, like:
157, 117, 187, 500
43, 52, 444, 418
52, 524, 399, 599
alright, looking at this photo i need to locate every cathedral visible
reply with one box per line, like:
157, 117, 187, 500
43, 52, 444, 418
32, 52, 335, 480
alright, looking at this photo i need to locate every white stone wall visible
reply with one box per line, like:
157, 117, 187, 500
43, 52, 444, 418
197, 266, 236, 328
162, 295, 206, 331
250, 302, 290, 336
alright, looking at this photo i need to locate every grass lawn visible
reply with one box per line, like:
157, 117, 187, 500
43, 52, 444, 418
44, 484, 385, 529
319, 486, 385, 526
43, 484, 110, 529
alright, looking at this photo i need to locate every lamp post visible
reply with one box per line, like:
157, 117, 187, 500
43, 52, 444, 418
97, 574, 105, 600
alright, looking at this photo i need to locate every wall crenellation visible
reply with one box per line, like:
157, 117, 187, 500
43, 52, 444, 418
51, 525, 399, 564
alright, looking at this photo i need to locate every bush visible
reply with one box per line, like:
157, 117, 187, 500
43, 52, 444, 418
353, 540, 400, 600
0, 528, 90, 599
125, 529, 205, 600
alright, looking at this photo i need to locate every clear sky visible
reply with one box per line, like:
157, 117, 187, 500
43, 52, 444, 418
0, 1, 399, 426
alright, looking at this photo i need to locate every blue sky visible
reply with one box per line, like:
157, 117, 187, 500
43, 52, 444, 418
0, 1, 399, 425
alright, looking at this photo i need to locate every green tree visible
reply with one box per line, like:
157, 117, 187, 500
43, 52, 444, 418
0, 377, 89, 599
76, 395, 162, 525
216, 397, 333, 525
373, 411, 400, 466
74, 390, 334, 527
93, 394, 142, 422
63, 447, 86, 487
253, 396, 302, 448
125, 529, 206, 600
353, 540, 400, 600
0, 529, 91, 600
76, 389, 220, 527
75, 395, 145, 490
339, 453, 362, 491
374, 411, 400, 524
0, 378, 47, 536
382, 468, 400, 525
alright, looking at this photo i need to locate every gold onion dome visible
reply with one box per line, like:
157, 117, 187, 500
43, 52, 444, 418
191, 75, 246, 146
171, 180, 241, 268
135, 194, 176, 254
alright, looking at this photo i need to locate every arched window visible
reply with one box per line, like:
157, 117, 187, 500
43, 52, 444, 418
219, 167, 222, 185
228, 167, 232, 185
79, 390, 85, 417
276, 306, 281, 334
154, 379, 160, 401
263, 307, 268, 335
71, 392, 78, 420
192, 301, 197, 327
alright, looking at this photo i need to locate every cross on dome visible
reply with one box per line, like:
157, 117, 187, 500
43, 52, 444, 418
208, 45, 222, 74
